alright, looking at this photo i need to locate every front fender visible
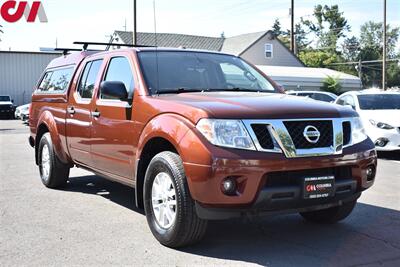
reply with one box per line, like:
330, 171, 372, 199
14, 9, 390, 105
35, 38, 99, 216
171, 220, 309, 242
136, 113, 195, 160
37, 110, 70, 164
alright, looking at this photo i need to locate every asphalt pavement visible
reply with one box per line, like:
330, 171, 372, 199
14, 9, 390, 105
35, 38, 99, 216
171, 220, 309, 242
1, 120, 399, 267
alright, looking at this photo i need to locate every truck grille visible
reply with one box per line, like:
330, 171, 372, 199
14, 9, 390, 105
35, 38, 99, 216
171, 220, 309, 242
251, 124, 274, 149
343, 121, 351, 146
283, 120, 333, 149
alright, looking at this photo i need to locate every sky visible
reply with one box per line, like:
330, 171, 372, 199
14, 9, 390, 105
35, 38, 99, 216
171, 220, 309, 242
0, 0, 399, 51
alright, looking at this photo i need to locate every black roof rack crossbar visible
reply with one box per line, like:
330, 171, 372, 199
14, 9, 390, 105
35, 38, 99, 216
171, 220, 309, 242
73, 41, 156, 51
54, 48, 84, 56
54, 48, 101, 55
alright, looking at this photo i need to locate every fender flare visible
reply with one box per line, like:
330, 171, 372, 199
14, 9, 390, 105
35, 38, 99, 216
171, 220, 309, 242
36, 110, 70, 164
134, 113, 195, 207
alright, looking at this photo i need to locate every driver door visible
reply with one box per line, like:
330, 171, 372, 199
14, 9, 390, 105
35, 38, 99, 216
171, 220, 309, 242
90, 53, 138, 181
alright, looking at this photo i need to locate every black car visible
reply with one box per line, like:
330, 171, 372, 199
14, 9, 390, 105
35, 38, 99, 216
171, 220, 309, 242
0, 95, 16, 119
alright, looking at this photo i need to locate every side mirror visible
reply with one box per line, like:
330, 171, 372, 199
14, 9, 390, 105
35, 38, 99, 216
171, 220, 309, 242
100, 81, 128, 100
11, 99, 14, 103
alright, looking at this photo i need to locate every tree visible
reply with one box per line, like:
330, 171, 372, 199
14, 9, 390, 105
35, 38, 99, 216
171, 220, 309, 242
303, 5, 350, 52
272, 18, 283, 36
360, 21, 399, 58
298, 50, 338, 68
358, 21, 400, 87
342, 36, 360, 61
321, 75, 342, 94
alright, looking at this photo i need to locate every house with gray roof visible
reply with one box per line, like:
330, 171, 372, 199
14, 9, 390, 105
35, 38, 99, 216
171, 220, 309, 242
114, 30, 303, 67
113, 30, 361, 91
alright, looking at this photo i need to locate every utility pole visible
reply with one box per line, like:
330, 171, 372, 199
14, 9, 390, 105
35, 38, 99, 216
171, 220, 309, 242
358, 59, 362, 79
290, 0, 295, 53
133, 0, 137, 45
382, 0, 387, 90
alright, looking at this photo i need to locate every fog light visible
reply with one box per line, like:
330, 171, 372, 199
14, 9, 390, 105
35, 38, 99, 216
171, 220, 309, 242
222, 178, 237, 195
366, 165, 376, 181
375, 138, 389, 147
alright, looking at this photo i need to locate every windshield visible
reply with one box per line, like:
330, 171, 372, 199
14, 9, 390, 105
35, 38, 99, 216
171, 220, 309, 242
357, 94, 400, 110
137, 51, 276, 94
0, 96, 11, 102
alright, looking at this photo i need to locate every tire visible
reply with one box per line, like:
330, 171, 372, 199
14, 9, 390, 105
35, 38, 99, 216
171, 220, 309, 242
300, 200, 357, 224
143, 151, 208, 248
38, 133, 70, 188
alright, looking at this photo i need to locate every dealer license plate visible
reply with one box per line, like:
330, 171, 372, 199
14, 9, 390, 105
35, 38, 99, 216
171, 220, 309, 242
303, 175, 335, 199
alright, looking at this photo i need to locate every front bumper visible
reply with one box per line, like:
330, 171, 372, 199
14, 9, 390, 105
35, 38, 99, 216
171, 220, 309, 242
180, 131, 377, 216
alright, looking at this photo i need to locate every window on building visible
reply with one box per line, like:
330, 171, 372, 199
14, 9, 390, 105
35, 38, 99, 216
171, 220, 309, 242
77, 60, 103, 99
102, 57, 134, 99
265, 43, 273, 58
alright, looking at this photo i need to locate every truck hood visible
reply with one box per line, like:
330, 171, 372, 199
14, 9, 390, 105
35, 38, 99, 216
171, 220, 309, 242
152, 92, 357, 122
0, 101, 13, 105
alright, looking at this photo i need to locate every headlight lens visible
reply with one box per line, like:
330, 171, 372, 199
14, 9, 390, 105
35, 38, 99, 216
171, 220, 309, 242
196, 119, 256, 150
369, 119, 394, 130
352, 117, 368, 144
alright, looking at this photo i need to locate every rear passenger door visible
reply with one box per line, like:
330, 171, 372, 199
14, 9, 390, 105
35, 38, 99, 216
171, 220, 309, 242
66, 59, 104, 166
90, 54, 138, 180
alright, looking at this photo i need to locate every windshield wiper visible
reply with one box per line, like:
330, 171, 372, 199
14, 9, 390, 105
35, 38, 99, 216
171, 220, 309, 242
154, 88, 205, 95
205, 88, 262, 92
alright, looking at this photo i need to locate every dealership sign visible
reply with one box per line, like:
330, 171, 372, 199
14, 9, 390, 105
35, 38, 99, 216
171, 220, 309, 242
1, 1, 47, 23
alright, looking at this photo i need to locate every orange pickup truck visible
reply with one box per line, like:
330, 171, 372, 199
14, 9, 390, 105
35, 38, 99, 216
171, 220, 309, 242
29, 46, 377, 247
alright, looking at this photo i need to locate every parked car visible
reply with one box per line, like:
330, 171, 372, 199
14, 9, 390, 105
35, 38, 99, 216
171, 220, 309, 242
0, 95, 15, 119
29, 47, 377, 248
20, 104, 30, 124
335, 90, 400, 151
287, 90, 338, 103
15, 104, 30, 120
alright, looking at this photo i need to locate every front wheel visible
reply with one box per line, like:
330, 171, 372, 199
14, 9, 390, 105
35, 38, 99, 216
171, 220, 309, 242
38, 133, 70, 188
144, 151, 208, 248
300, 200, 357, 224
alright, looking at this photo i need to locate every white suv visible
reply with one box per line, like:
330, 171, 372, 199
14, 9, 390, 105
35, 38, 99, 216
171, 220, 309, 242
335, 90, 400, 151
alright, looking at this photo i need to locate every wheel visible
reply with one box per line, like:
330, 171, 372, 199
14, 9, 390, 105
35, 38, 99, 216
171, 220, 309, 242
143, 151, 208, 248
38, 133, 70, 188
300, 200, 357, 224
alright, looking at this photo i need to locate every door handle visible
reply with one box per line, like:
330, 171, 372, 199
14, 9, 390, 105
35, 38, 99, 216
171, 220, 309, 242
92, 110, 101, 118
67, 106, 75, 115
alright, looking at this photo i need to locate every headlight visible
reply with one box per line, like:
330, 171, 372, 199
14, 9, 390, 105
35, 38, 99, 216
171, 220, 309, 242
196, 119, 256, 150
352, 117, 368, 144
369, 119, 394, 130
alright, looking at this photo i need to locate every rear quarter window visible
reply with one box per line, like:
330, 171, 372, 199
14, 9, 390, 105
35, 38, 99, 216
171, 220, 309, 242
36, 66, 75, 93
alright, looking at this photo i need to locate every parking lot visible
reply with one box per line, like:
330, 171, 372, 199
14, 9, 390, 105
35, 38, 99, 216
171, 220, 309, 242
1, 119, 399, 266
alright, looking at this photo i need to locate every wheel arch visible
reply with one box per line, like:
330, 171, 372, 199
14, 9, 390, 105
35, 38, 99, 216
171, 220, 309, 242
35, 111, 71, 166
134, 114, 194, 209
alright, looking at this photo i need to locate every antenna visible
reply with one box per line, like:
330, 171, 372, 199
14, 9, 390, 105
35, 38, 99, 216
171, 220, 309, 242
153, 0, 160, 94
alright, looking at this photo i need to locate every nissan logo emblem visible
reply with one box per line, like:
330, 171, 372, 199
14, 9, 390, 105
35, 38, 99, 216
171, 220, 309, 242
303, 125, 321, 144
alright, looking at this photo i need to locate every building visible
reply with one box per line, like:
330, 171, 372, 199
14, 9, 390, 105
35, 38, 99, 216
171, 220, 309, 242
0, 51, 60, 106
114, 30, 361, 91
114, 30, 304, 67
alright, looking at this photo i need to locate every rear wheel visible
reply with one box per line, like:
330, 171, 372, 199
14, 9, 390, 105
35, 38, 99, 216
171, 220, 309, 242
144, 151, 208, 248
38, 133, 70, 188
300, 200, 357, 224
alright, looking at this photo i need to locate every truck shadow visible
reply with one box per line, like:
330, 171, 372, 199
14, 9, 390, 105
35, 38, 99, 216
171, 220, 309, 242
64, 174, 400, 267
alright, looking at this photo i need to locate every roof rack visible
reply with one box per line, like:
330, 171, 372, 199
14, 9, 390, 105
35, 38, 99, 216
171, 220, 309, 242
73, 41, 155, 51
54, 48, 84, 56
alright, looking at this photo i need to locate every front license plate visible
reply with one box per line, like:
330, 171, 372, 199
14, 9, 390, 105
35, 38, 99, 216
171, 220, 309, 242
303, 175, 335, 199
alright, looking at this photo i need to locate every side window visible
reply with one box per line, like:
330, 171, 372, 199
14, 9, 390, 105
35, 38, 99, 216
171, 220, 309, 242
265, 43, 273, 58
38, 71, 53, 91
77, 60, 103, 99
337, 96, 355, 108
102, 57, 134, 99
37, 67, 74, 93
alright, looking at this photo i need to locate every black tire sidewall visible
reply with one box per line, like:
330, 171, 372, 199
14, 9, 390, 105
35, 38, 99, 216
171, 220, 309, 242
144, 155, 184, 244
38, 133, 53, 186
